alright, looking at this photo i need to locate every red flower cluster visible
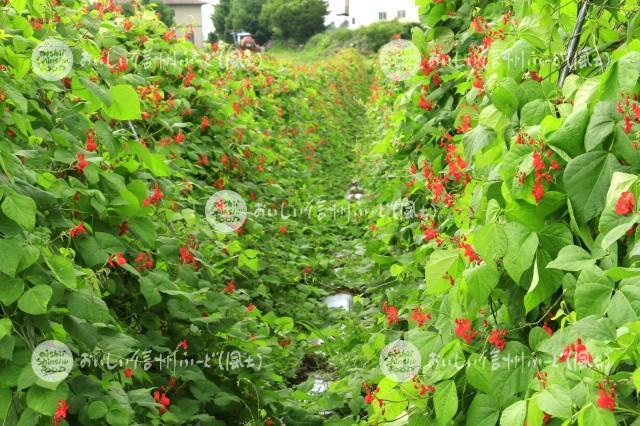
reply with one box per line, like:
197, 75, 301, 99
70, 222, 87, 238
179, 246, 197, 266
153, 390, 171, 413
85, 129, 97, 151
615, 191, 635, 216
596, 383, 616, 411
383, 302, 399, 327
179, 339, 188, 350
542, 322, 554, 336
144, 186, 164, 206
224, 280, 235, 294
124, 367, 133, 378
134, 253, 153, 271
107, 252, 127, 267
420, 47, 449, 85
73, 152, 89, 173
454, 318, 477, 344
421, 218, 443, 245
410, 306, 432, 327
488, 328, 507, 351
444, 143, 470, 184
558, 338, 592, 364
53, 400, 68, 426
418, 93, 433, 111
454, 236, 482, 264
362, 383, 381, 406
201, 116, 208, 131
456, 114, 472, 133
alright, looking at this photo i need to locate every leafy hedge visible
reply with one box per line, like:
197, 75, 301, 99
0, 0, 368, 424
334, 0, 640, 424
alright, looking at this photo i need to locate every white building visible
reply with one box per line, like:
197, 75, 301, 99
165, 0, 217, 47
325, 0, 420, 29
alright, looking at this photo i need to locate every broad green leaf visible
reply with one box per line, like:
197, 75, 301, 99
67, 289, 111, 323
434, 380, 457, 425
465, 354, 492, 394
520, 99, 551, 127
425, 250, 462, 294
466, 394, 499, 426
564, 151, 622, 223
599, 51, 640, 101
491, 78, 519, 116
547, 245, 595, 271
44, 255, 76, 290
575, 266, 613, 318
500, 400, 526, 426
524, 250, 564, 312
2, 192, 36, 231
578, 404, 616, 426
88, 401, 108, 419
103, 85, 141, 120
464, 260, 499, 306
536, 385, 572, 419
546, 105, 589, 157
0, 318, 12, 340
26, 385, 68, 416
503, 222, 538, 284
584, 102, 616, 151
9, 0, 26, 13
17, 285, 51, 315
599, 172, 639, 239
0, 278, 24, 305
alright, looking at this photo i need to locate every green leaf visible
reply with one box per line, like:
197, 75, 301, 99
464, 260, 499, 306
584, 102, 616, 151
128, 217, 157, 248
88, 401, 108, 419
80, 77, 112, 107
575, 266, 613, 318
0, 278, 24, 305
536, 385, 572, 419
26, 385, 68, 416
546, 105, 589, 157
463, 125, 496, 160
524, 250, 564, 312
44, 255, 76, 289
17, 285, 52, 315
9, 0, 26, 13
0, 239, 24, 277
503, 222, 538, 284
2, 192, 36, 230
520, 99, 551, 127
578, 404, 616, 426
426, 250, 462, 294
465, 354, 492, 394
547, 245, 595, 271
103, 85, 141, 120
491, 78, 519, 116
67, 289, 111, 323
599, 51, 640, 101
0, 318, 12, 341
564, 151, 622, 223
599, 171, 639, 236
466, 394, 499, 426
500, 400, 527, 426
434, 380, 458, 425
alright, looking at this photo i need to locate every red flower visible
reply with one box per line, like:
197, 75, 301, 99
153, 391, 171, 413
116, 56, 128, 72
410, 306, 432, 327
53, 400, 68, 426
179, 246, 197, 266
124, 367, 133, 378
596, 383, 616, 411
532, 177, 545, 203
123, 19, 133, 31
558, 338, 592, 364
364, 391, 374, 404
454, 318, 477, 344
303, 266, 312, 274
184, 71, 196, 87
542, 322, 554, 336
279, 226, 287, 235
624, 115, 633, 134
119, 221, 128, 235
179, 339, 188, 350
615, 191, 635, 216
163, 30, 176, 42
70, 222, 87, 238
174, 132, 185, 144
419, 94, 433, 111
201, 116, 208, 131
74, 153, 89, 173
530, 71, 542, 81
488, 328, 507, 351
197, 154, 208, 165
383, 303, 399, 327
85, 132, 97, 151
247, 303, 255, 312
420, 384, 435, 396
457, 115, 472, 133
233, 102, 241, 115
108, 252, 127, 267
224, 280, 235, 294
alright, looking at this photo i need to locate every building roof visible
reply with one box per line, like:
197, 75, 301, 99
165, 0, 206, 5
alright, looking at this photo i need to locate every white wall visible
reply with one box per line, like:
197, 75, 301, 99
202, 0, 217, 41
325, 0, 419, 29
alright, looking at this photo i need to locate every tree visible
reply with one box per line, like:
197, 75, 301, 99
213, 0, 271, 44
260, 0, 327, 44
122, 0, 175, 27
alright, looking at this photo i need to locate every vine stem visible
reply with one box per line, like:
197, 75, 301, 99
558, 0, 591, 87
